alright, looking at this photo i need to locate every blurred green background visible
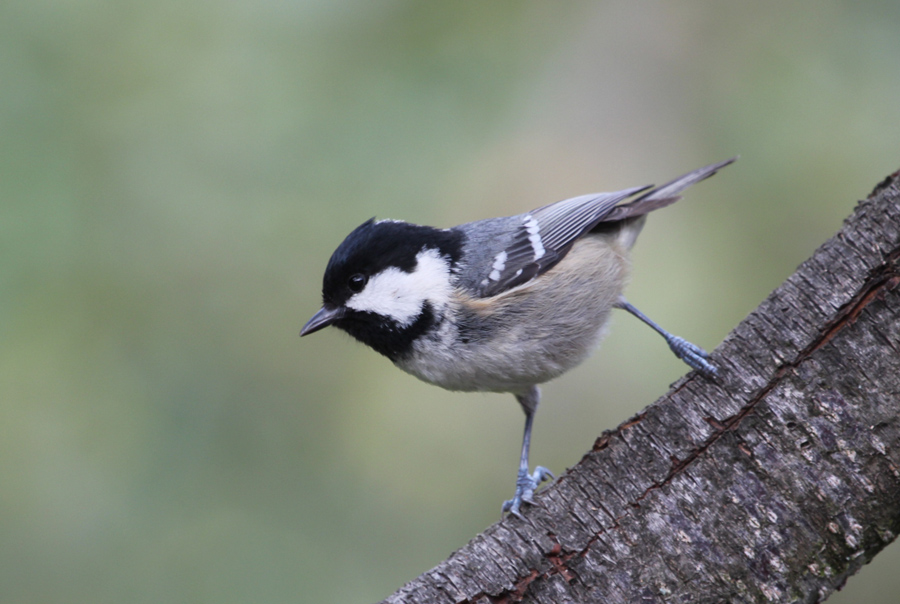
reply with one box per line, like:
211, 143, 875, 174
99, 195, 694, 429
2, 1, 899, 602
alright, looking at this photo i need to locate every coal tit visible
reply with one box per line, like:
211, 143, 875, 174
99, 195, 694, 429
302, 158, 734, 517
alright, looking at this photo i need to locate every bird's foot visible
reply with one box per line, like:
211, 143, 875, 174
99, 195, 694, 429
501, 466, 554, 519
666, 335, 717, 377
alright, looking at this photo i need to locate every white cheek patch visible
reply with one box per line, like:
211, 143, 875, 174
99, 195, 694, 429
345, 248, 452, 327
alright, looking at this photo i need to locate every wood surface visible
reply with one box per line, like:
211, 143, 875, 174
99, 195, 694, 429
382, 168, 900, 604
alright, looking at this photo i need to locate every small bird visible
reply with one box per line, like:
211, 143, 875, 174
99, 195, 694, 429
302, 158, 733, 517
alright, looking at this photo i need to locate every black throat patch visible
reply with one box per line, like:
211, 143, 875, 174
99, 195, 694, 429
336, 302, 438, 361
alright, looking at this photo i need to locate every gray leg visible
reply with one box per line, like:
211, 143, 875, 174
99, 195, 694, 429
615, 297, 717, 377
501, 386, 554, 518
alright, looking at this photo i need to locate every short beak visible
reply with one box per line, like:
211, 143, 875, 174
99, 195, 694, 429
300, 305, 346, 336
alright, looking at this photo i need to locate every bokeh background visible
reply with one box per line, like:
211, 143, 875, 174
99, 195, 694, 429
3, 1, 900, 602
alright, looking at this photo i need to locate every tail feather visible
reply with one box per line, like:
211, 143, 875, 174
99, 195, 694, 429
602, 157, 736, 223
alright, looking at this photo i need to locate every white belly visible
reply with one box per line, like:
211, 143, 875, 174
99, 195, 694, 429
395, 235, 631, 394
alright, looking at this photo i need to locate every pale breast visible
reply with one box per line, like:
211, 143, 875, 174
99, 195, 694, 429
397, 234, 632, 393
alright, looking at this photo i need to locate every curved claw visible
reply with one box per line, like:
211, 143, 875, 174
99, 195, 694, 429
502, 466, 555, 518
667, 335, 717, 377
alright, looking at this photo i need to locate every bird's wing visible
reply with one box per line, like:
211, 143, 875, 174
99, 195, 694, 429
475, 158, 736, 298
476, 185, 649, 297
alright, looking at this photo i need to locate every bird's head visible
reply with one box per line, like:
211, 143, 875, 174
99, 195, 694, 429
301, 218, 464, 360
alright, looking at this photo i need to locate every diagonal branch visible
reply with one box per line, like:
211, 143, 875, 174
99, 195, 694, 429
381, 167, 900, 604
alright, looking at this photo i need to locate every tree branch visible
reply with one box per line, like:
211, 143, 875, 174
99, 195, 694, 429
382, 168, 900, 604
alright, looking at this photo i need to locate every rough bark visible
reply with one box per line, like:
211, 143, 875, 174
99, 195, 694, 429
381, 167, 900, 604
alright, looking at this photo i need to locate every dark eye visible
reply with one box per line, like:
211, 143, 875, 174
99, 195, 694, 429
348, 273, 367, 293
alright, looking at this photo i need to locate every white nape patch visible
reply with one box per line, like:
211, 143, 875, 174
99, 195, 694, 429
345, 248, 452, 326
488, 250, 507, 282
523, 215, 545, 260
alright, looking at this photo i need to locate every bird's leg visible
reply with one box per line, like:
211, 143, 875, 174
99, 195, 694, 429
614, 296, 717, 377
502, 386, 554, 518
